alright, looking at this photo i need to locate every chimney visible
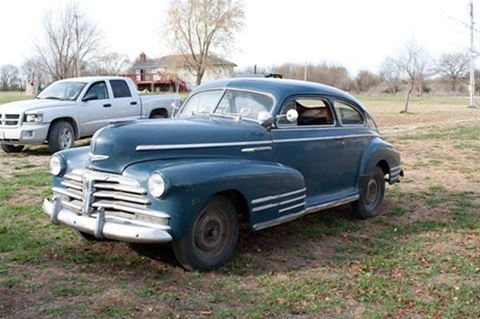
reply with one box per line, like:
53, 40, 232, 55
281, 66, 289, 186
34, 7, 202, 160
139, 52, 146, 64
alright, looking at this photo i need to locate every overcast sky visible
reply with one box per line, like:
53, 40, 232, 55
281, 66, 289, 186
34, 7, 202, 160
0, 0, 473, 75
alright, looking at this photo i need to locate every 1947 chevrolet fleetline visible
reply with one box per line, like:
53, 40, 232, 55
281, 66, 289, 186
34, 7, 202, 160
43, 78, 403, 270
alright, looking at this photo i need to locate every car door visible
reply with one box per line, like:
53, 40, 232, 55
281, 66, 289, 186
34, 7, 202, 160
109, 79, 142, 121
332, 98, 373, 191
80, 81, 114, 136
271, 96, 347, 209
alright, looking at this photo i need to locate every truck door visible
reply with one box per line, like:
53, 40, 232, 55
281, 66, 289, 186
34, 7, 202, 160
80, 81, 115, 136
108, 79, 142, 121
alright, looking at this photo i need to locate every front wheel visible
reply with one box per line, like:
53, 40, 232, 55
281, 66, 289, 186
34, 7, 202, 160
173, 195, 239, 271
353, 166, 386, 219
48, 121, 75, 153
1, 144, 24, 153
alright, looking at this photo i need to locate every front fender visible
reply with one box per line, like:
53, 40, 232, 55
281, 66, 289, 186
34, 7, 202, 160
357, 137, 402, 182
123, 159, 305, 238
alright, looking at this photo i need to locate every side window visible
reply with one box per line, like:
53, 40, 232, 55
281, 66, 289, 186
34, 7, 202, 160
277, 98, 334, 126
334, 100, 364, 125
85, 81, 108, 100
110, 80, 132, 98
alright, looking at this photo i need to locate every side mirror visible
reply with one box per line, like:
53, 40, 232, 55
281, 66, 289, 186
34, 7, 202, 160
286, 109, 299, 123
82, 93, 98, 102
257, 111, 274, 129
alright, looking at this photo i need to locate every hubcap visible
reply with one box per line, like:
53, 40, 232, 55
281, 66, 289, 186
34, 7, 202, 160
194, 208, 229, 259
59, 128, 73, 149
365, 177, 379, 208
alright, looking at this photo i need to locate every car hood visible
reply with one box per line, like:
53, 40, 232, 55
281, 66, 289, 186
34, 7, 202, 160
0, 99, 76, 113
89, 116, 272, 173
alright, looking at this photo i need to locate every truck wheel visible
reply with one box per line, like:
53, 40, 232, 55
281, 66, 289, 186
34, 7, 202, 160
1, 144, 24, 153
353, 166, 385, 219
173, 195, 239, 271
48, 121, 74, 153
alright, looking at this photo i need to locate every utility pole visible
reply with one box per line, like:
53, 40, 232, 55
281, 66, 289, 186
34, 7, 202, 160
303, 62, 308, 81
468, 0, 477, 108
74, 11, 81, 77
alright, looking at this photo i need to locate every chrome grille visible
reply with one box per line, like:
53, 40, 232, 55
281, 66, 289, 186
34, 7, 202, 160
0, 113, 21, 127
53, 169, 169, 227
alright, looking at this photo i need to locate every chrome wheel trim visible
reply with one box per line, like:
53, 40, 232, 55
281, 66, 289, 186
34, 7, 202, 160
59, 128, 73, 149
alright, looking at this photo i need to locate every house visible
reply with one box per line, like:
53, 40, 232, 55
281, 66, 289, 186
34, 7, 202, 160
126, 52, 237, 91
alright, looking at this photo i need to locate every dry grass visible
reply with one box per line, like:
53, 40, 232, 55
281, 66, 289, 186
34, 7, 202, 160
0, 95, 479, 318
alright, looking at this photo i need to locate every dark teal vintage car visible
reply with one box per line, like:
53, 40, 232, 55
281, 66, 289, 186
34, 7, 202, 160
43, 78, 403, 270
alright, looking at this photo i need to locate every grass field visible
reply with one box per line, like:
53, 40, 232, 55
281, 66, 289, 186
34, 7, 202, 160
0, 92, 479, 318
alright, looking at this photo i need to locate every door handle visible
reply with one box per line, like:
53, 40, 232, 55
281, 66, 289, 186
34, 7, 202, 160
103, 103, 111, 107
130, 101, 138, 105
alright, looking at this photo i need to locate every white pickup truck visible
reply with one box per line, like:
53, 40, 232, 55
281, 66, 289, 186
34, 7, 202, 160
0, 76, 181, 153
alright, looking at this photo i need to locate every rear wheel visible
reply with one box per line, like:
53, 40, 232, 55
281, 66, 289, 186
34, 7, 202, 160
48, 121, 75, 153
353, 166, 385, 219
1, 144, 24, 153
173, 195, 239, 271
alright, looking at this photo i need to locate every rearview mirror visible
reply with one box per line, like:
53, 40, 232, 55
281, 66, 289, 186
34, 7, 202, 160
82, 93, 98, 102
286, 109, 299, 123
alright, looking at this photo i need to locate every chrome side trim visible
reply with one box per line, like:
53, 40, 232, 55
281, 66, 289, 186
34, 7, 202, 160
136, 140, 272, 151
305, 194, 359, 214
241, 146, 273, 153
279, 194, 307, 206
251, 188, 307, 204
278, 202, 305, 213
252, 194, 360, 231
273, 134, 377, 144
251, 194, 306, 212
89, 153, 109, 161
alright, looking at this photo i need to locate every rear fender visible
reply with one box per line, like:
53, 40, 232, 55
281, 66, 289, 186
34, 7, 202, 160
357, 137, 402, 184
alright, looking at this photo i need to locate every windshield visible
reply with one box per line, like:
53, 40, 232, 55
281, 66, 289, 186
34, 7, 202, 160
179, 89, 275, 121
37, 81, 86, 101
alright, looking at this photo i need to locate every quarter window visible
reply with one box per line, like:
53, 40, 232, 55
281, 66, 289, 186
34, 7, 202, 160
334, 100, 364, 125
85, 81, 108, 100
110, 80, 132, 98
278, 98, 334, 126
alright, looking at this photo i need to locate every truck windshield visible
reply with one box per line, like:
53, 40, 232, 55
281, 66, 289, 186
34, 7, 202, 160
37, 81, 86, 101
179, 89, 274, 121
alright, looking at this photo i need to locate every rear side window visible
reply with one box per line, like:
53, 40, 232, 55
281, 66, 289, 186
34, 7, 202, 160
110, 80, 132, 98
334, 100, 364, 125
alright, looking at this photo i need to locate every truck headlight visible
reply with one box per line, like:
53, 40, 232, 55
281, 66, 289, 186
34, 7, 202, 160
148, 173, 168, 198
50, 155, 66, 176
24, 113, 43, 123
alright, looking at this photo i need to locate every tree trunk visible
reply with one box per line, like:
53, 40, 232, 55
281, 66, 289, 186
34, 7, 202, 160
404, 80, 414, 113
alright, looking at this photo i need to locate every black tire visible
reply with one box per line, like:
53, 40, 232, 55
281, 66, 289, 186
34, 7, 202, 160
1, 144, 24, 153
48, 121, 75, 153
353, 166, 386, 219
150, 109, 168, 119
173, 195, 239, 271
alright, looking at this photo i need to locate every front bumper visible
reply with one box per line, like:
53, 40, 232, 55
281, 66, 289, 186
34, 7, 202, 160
43, 197, 173, 244
0, 124, 49, 145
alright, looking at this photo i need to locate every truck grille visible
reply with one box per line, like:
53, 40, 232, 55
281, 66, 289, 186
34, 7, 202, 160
0, 113, 21, 127
52, 169, 169, 228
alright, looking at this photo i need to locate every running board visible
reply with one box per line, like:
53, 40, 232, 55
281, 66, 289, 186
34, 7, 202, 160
252, 194, 359, 231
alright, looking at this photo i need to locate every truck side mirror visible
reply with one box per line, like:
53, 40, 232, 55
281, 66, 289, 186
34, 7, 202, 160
82, 93, 98, 102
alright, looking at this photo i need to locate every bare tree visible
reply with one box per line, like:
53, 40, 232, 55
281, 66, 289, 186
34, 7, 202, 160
391, 40, 429, 112
0, 65, 20, 91
33, 1, 104, 81
379, 58, 402, 96
436, 52, 469, 91
87, 52, 130, 76
354, 70, 380, 93
164, 0, 245, 86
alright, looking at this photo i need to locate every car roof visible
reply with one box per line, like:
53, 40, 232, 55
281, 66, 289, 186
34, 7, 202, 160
193, 77, 364, 109
56, 76, 130, 83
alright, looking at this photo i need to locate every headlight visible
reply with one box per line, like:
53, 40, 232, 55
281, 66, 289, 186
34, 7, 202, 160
148, 173, 167, 198
50, 155, 66, 176
24, 113, 43, 123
